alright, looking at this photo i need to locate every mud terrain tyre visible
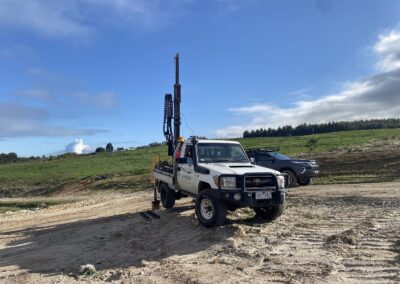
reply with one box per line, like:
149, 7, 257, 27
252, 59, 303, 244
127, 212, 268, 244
254, 205, 284, 221
282, 170, 298, 188
298, 177, 311, 186
195, 189, 227, 228
160, 183, 175, 208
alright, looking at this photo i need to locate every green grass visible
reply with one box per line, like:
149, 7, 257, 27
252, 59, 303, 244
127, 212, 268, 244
237, 128, 400, 155
0, 146, 169, 190
0, 128, 399, 194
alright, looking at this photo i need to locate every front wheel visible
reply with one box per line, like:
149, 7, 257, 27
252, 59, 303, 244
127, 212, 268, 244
282, 170, 298, 188
195, 189, 227, 228
298, 177, 311, 186
254, 205, 284, 221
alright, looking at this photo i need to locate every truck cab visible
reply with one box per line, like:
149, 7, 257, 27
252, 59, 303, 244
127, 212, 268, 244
153, 137, 288, 227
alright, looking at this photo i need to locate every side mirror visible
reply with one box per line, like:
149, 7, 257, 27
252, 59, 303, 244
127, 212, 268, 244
178, 157, 187, 164
250, 157, 255, 164
269, 158, 275, 163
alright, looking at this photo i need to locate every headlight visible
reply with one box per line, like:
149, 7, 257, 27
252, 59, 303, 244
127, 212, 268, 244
277, 175, 286, 189
220, 177, 237, 189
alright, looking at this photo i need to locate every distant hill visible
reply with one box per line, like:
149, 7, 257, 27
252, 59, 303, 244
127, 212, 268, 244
243, 118, 400, 138
0, 128, 399, 197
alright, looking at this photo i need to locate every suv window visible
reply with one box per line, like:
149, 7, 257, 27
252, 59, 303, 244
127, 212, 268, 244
255, 153, 272, 163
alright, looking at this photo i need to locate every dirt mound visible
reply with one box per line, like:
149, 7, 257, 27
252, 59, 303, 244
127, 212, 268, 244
310, 147, 400, 184
326, 228, 359, 245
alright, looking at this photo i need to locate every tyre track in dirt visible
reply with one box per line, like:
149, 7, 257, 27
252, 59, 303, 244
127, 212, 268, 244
211, 185, 400, 283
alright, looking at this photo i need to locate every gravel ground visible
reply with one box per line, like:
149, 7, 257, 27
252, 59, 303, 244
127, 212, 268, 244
0, 183, 399, 283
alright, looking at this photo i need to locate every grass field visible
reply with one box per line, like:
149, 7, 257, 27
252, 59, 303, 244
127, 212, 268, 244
0, 146, 167, 190
0, 128, 399, 196
237, 128, 400, 154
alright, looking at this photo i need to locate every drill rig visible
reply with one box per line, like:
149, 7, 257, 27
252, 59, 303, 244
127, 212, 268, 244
152, 53, 182, 209
151, 54, 288, 226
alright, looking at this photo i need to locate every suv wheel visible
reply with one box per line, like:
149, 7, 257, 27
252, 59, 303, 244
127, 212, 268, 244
160, 183, 175, 208
195, 189, 227, 228
282, 170, 298, 188
254, 205, 284, 221
298, 177, 311, 186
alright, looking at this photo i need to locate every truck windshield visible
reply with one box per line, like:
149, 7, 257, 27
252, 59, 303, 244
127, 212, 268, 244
197, 143, 249, 163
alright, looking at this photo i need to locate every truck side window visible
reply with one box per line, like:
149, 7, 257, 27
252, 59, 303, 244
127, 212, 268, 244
185, 145, 193, 164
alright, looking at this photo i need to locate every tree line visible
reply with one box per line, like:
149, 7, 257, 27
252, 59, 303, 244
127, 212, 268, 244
0, 153, 18, 164
95, 143, 114, 153
243, 118, 400, 138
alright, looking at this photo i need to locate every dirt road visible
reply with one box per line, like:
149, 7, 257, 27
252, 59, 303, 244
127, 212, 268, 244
0, 183, 399, 283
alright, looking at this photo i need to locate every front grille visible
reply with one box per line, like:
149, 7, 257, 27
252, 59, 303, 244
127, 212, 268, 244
244, 174, 276, 191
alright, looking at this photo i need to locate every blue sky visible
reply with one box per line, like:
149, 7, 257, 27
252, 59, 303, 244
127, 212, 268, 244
1, 0, 400, 156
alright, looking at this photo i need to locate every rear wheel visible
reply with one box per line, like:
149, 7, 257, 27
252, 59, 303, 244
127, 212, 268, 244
160, 183, 175, 208
282, 170, 298, 188
254, 205, 284, 221
298, 177, 311, 186
195, 189, 227, 228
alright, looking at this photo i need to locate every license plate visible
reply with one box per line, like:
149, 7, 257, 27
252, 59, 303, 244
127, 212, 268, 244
255, 191, 272, 199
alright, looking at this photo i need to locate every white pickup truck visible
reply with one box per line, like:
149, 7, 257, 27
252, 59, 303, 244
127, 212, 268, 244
153, 137, 288, 227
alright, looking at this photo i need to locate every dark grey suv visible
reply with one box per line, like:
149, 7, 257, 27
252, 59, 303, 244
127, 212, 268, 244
246, 149, 320, 187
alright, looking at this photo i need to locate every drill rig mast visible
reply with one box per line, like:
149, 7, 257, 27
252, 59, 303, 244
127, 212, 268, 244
163, 53, 181, 156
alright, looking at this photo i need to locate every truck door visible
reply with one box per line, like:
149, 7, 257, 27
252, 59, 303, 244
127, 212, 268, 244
177, 144, 197, 193
256, 153, 276, 170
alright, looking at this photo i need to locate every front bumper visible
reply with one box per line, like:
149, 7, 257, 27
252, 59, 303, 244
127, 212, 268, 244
214, 173, 287, 208
298, 167, 320, 178
220, 189, 286, 208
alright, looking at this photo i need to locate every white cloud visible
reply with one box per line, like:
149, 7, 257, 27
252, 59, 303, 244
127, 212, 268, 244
84, 0, 173, 29
215, 26, 400, 138
374, 26, 400, 71
17, 67, 119, 110
0, 66, 118, 138
0, 1, 90, 38
0, 0, 191, 38
65, 138, 92, 154
72, 91, 118, 110
0, 102, 106, 138
15, 87, 119, 111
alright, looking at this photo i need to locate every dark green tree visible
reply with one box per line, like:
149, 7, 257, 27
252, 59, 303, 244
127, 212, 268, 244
95, 147, 106, 153
106, 143, 114, 152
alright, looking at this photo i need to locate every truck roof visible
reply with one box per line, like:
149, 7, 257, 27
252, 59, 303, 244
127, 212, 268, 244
186, 139, 240, 144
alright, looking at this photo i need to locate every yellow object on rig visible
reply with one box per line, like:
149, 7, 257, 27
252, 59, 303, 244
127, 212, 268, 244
177, 136, 185, 142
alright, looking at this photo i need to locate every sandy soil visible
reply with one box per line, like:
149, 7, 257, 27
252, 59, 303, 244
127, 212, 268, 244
0, 183, 399, 283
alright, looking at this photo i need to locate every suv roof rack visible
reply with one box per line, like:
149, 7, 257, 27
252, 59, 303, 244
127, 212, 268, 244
246, 147, 280, 152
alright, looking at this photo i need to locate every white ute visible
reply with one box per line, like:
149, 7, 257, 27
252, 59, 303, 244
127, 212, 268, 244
153, 137, 288, 227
